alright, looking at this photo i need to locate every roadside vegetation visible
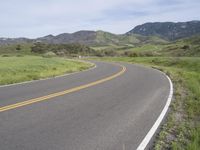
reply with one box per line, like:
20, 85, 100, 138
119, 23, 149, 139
0, 55, 93, 85
31, 42, 97, 56
0, 42, 97, 57
90, 57, 200, 150
0, 43, 32, 55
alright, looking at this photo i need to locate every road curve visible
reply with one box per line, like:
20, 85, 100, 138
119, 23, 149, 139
0, 61, 170, 150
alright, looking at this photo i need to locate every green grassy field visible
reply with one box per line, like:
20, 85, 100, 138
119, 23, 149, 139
0, 43, 33, 54
128, 44, 163, 52
90, 57, 200, 150
0, 56, 93, 85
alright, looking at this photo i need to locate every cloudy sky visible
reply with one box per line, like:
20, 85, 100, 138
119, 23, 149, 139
0, 0, 200, 38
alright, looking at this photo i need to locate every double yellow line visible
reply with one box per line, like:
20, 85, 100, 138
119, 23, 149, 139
0, 64, 126, 112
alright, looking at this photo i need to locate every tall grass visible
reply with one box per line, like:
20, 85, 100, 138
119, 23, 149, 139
0, 56, 92, 85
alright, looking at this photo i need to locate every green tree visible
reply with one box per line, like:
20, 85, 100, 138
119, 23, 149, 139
31, 42, 47, 54
16, 44, 21, 51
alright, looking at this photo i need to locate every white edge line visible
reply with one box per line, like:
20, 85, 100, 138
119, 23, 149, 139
0, 59, 96, 88
136, 70, 173, 150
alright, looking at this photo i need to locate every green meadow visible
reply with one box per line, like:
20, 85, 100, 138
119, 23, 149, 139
0, 55, 92, 85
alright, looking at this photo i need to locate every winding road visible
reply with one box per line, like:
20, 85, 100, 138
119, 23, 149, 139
0, 61, 171, 150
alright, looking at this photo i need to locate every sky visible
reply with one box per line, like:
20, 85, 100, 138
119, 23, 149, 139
0, 0, 200, 38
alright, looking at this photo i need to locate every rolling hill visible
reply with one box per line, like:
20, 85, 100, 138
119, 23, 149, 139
0, 31, 168, 46
36, 30, 168, 46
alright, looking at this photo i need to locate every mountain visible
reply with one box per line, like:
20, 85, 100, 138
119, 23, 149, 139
0, 30, 167, 46
37, 31, 97, 45
36, 30, 139, 45
0, 31, 98, 46
1, 21, 200, 46
0, 37, 33, 45
127, 21, 200, 40
36, 30, 167, 46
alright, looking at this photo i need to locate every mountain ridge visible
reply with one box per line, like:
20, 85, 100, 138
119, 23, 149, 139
127, 21, 200, 40
0, 21, 200, 45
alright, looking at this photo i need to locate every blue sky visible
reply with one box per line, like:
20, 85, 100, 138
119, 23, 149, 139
0, 0, 200, 38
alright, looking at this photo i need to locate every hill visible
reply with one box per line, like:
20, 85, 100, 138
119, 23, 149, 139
1, 21, 200, 46
37, 31, 96, 45
116, 35, 200, 57
36, 30, 167, 46
0, 30, 167, 46
161, 35, 200, 56
0, 37, 33, 45
1, 34, 200, 57
127, 21, 200, 40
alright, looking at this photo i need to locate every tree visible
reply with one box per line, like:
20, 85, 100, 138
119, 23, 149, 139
31, 42, 47, 54
16, 44, 21, 51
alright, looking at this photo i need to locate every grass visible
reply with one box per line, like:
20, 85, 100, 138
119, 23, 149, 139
128, 44, 164, 52
90, 56, 200, 150
0, 55, 93, 85
0, 43, 32, 54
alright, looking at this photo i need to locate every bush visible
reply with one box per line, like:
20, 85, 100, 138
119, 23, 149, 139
94, 51, 105, 57
2, 54, 11, 57
138, 51, 154, 57
16, 44, 21, 51
55, 51, 66, 57
182, 45, 190, 50
16, 54, 24, 57
124, 51, 138, 57
31, 42, 47, 54
104, 50, 117, 56
42, 52, 57, 58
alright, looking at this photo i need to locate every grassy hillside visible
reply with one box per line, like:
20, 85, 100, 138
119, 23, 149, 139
92, 35, 200, 57
0, 34, 199, 58
161, 35, 200, 56
0, 42, 97, 57
0, 43, 33, 54
90, 57, 200, 150
93, 31, 168, 47
0, 56, 93, 85
132, 35, 200, 57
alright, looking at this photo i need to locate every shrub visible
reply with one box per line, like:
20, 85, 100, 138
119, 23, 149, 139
124, 51, 138, 57
16, 54, 24, 57
2, 54, 11, 57
31, 42, 47, 54
16, 44, 21, 51
42, 52, 57, 58
56, 51, 66, 57
104, 50, 117, 56
182, 45, 190, 50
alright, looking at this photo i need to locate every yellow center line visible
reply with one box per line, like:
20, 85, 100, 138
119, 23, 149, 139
0, 64, 126, 112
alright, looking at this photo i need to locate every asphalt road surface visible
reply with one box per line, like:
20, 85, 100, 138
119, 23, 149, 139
0, 61, 170, 150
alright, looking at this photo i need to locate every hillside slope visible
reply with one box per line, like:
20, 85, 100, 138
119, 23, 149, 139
127, 21, 200, 40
